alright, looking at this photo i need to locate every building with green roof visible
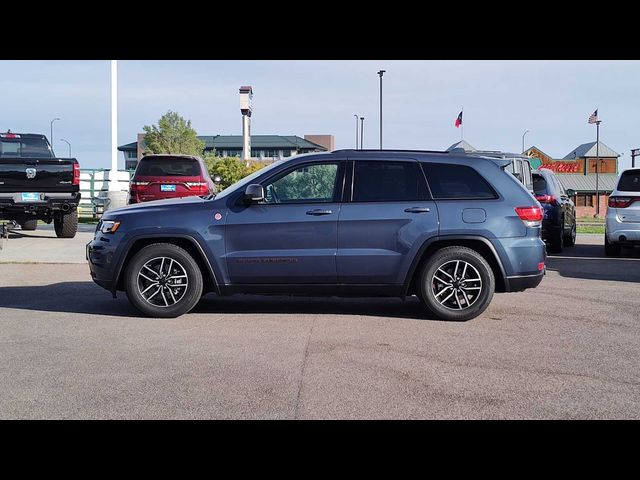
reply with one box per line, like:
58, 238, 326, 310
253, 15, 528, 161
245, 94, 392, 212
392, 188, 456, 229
118, 134, 334, 170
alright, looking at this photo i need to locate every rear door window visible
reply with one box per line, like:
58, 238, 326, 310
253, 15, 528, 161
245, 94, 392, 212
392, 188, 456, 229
618, 170, 640, 192
533, 174, 548, 195
352, 161, 429, 202
135, 157, 201, 177
421, 163, 497, 199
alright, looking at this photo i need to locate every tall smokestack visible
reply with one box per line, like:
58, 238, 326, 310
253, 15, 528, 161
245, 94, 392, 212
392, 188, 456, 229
239, 86, 253, 163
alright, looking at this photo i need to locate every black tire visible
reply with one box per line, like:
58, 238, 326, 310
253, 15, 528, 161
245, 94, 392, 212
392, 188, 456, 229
125, 243, 203, 318
604, 232, 621, 257
548, 224, 564, 254
20, 219, 38, 231
54, 211, 78, 238
563, 220, 576, 247
416, 246, 495, 322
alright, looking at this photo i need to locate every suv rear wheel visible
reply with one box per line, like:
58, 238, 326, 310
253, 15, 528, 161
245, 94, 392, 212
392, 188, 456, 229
604, 232, 621, 257
125, 243, 203, 318
564, 221, 576, 247
417, 246, 495, 322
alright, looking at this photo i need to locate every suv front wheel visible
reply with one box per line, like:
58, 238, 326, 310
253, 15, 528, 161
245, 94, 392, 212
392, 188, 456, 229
417, 246, 495, 322
125, 243, 204, 318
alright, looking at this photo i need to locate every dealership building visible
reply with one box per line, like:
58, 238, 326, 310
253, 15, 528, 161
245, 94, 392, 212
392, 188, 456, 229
118, 134, 334, 170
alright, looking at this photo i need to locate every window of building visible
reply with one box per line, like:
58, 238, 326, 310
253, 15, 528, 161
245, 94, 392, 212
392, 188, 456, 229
126, 151, 137, 159
282, 150, 292, 157
421, 163, 497, 200
263, 163, 339, 204
352, 161, 429, 202
575, 194, 594, 207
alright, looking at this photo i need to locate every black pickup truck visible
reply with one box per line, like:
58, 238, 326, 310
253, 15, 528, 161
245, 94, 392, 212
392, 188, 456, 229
0, 131, 80, 238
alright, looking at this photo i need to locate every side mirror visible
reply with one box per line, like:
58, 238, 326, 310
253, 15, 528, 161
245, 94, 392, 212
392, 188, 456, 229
244, 184, 264, 203
566, 189, 576, 197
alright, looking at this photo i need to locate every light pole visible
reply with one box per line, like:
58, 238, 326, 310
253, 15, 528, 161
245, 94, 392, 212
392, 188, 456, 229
595, 120, 602, 217
60, 138, 71, 157
354, 114, 359, 149
50, 117, 60, 148
522, 129, 530, 154
360, 117, 365, 149
377, 69, 385, 149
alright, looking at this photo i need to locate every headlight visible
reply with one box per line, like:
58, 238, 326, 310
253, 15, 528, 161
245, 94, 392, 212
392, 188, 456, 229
99, 220, 121, 233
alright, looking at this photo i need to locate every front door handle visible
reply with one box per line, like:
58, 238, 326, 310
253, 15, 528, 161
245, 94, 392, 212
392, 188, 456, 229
404, 207, 431, 213
306, 209, 333, 216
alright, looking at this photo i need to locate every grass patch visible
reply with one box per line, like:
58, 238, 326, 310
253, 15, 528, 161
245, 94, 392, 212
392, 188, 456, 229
576, 216, 605, 224
577, 225, 605, 234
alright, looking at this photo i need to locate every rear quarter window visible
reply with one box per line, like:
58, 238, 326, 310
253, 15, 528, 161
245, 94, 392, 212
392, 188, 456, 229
135, 157, 201, 177
533, 174, 548, 195
618, 170, 640, 192
421, 163, 497, 200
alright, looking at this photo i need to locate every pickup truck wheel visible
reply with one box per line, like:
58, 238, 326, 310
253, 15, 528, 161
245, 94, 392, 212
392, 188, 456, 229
54, 211, 78, 238
125, 243, 203, 318
417, 246, 495, 322
20, 219, 38, 231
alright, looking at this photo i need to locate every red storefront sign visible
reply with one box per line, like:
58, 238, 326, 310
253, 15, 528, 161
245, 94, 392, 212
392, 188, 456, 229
541, 162, 581, 173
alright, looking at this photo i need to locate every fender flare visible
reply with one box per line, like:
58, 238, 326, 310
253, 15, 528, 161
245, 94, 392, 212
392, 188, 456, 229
401, 235, 509, 297
111, 233, 221, 297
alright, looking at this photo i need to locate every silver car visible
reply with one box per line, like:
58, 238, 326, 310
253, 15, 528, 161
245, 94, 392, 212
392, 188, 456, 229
605, 168, 640, 256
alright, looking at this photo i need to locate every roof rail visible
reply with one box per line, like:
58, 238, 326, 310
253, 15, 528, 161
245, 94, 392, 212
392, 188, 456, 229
332, 148, 451, 155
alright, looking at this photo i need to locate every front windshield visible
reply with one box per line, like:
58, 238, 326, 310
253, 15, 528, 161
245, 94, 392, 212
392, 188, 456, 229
214, 158, 288, 199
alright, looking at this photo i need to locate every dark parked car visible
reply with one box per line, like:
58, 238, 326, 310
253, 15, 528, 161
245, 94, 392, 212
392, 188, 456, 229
88, 149, 546, 321
532, 168, 576, 253
0, 131, 80, 237
128, 154, 215, 204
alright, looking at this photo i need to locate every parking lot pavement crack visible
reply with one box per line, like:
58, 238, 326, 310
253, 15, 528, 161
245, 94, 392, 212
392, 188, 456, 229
294, 318, 316, 420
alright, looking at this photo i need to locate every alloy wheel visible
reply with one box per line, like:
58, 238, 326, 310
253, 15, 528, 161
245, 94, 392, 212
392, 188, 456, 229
431, 260, 483, 310
137, 256, 189, 307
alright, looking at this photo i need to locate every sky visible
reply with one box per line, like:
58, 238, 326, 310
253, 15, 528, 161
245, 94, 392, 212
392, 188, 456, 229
1, 60, 639, 170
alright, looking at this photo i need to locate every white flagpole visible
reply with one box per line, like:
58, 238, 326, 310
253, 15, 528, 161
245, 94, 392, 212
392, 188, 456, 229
109, 60, 119, 191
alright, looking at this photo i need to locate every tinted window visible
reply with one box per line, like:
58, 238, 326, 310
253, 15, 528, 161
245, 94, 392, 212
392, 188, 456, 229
135, 157, 201, 177
533, 174, 548, 195
422, 163, 497, 199
618, 170, 640, 192
352, 161, 428, 202
264, 163, 339, 204
0, 136, 52, 158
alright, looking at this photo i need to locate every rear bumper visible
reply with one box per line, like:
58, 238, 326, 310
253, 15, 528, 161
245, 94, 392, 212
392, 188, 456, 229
606, 214, 640, 244
505, 271, 545, 292
0, 192, 80, 214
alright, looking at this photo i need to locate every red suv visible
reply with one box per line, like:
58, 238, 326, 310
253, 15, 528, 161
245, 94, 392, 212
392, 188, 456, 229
128, 154, 216, 204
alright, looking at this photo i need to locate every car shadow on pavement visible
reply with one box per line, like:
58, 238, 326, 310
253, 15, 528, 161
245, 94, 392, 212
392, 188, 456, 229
0, 281, 440, 321
546, 243, 640, 283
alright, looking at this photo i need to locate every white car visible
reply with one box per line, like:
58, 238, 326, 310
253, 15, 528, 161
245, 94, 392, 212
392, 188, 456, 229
605, 168, 640, 256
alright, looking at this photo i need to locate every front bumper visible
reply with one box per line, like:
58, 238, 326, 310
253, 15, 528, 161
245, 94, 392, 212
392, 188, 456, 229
86, 235, 120, 295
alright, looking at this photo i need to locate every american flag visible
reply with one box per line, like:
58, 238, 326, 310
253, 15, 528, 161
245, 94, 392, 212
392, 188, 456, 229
588, 109, 598, 124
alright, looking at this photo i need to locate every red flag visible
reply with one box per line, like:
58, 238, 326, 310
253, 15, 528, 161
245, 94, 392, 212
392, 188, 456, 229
455, 111, 463, 128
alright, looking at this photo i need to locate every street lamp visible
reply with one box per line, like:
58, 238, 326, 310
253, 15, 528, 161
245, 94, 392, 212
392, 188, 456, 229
522, 129, 530, 154
50, 117, 60, 147
377, 70, 385, 149
360, 117, 365, 149
354, 114, 359, 149
60, 138, 71, 157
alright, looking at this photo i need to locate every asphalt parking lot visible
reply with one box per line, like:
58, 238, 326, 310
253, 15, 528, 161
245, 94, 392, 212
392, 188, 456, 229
1, 231, 639, 419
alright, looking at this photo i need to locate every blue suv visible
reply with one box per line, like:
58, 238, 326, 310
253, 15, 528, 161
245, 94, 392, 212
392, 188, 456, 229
87, 150, 546, 321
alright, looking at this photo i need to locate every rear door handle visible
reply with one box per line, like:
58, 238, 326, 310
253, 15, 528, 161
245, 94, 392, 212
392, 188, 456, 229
404, 207, 431, 213
306, 209, 333, 216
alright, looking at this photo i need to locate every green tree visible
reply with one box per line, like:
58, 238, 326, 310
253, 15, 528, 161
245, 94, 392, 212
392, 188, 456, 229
204, 154, 269, 190
142, 111, 205, 156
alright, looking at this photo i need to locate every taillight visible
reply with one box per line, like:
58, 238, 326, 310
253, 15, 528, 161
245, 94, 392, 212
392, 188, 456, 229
185, 182, 210, 194
73, 163, 80, 186
608, 196, 637, 208
535, 194, 557, 204
130, 181, 150, 192
515, 206, 543, 227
